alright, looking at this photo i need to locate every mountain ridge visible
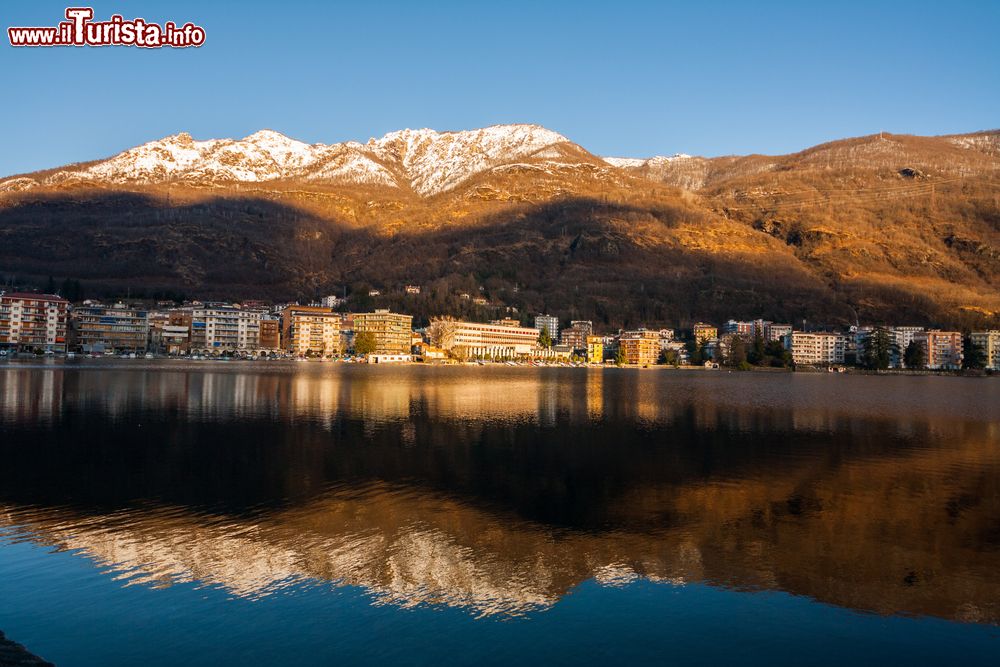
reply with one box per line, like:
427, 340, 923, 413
1, 125, 998, 329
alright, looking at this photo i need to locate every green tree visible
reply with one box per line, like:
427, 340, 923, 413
686, 339, 702, 365
903, 340, 925, 370
748, 331, 766, 365
354, 331, 377, 356
962, 335, 986, 369
538, 326, 552, 349
659, 348, 680, 366
725, 335, 747, 367
861, 327, 894, 370
614, 345, 626, 365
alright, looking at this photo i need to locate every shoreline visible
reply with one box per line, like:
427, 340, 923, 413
0, 630, 53, 667
0, 356, 994, 378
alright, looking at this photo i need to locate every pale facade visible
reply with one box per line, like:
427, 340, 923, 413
0, 293, 69, 352
787, 332, 847, 366
282, 306, 342, 356
970, 330, 1000, 370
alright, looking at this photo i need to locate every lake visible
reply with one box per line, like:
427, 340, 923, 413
1, 360, 998, 666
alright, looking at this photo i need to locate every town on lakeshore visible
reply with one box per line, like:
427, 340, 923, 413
0, 287, 997, 372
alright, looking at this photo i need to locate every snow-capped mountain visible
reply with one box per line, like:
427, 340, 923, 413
9, 124, 586, 197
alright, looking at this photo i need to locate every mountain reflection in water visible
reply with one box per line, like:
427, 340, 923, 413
1, 362, 998, 622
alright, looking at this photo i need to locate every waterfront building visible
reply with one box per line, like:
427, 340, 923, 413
430, 319, 539, 358
0, 292, 69, 352
914, 330, 963, 370
560, 320, 593, 350
281, 306, 342, 357
890, 326, 925, 366
787, 331, 847, 366
619, 329, 661, 365
692, 323, 717, 345
259, 318, 281, 352
970, 330, 1000, 370
535, 314, 560, 340
586, 335, 604, 364
353, 309, 413, 354
188, 306, 263, 354
70, 302, 149, 354
368, 353, 412, 364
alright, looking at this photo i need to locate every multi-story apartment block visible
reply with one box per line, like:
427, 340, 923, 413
431, 319, 539, 357
722, 320, 755, 339
657, 329, 675, 347
320, 295, 345, 309
692, 323, 718, 345
0, 292, 69, 352
535, 314, 559, 340
71, 302, 149, 353
914, 330, 963, 370
282, 306, 342, 357
767, 323, 793, 343
970, 330, 1000, 370
586, 335, 605, 364
786, 331, 847, 366
560, 320, 593, 350
188, 306, 263, 354
619, 329, 661, 365
890, 326, 925, 367
353, 309, 413, 354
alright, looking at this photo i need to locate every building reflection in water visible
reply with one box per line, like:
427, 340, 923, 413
0, 362, 999, 623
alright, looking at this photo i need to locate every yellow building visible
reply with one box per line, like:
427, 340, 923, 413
619, 329, 660, 365
353, 309, 413, 354
586, 335, 604, 364
693, 322, 717, 345
282, 306, 342, 357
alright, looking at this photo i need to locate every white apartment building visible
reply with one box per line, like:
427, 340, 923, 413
190, 306, 263, 354
787, 331, 847, 366
0, 292, 70, 352
534, 314, 559, 340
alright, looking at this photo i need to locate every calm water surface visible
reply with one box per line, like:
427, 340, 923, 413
1, 360, 999, 666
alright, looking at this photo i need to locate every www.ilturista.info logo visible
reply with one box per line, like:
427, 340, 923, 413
8, 7, 205, 48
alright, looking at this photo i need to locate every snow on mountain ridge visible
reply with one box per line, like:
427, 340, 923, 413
14, 124, 579, 196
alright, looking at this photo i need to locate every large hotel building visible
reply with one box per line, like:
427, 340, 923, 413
0, 292, 70, 352
433, 319, 540, 357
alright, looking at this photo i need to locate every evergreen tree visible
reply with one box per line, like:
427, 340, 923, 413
726, 335, 747, 367
862, 327, 894, 370
686, 339, 702, 365
962, 335, 986, 369
614, 345, 626, 365
749, 330, 766, 365
903, 340, 926, 370
538, 326, 552, 349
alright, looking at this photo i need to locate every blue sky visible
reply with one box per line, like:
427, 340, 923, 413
1, 0, 997, 177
